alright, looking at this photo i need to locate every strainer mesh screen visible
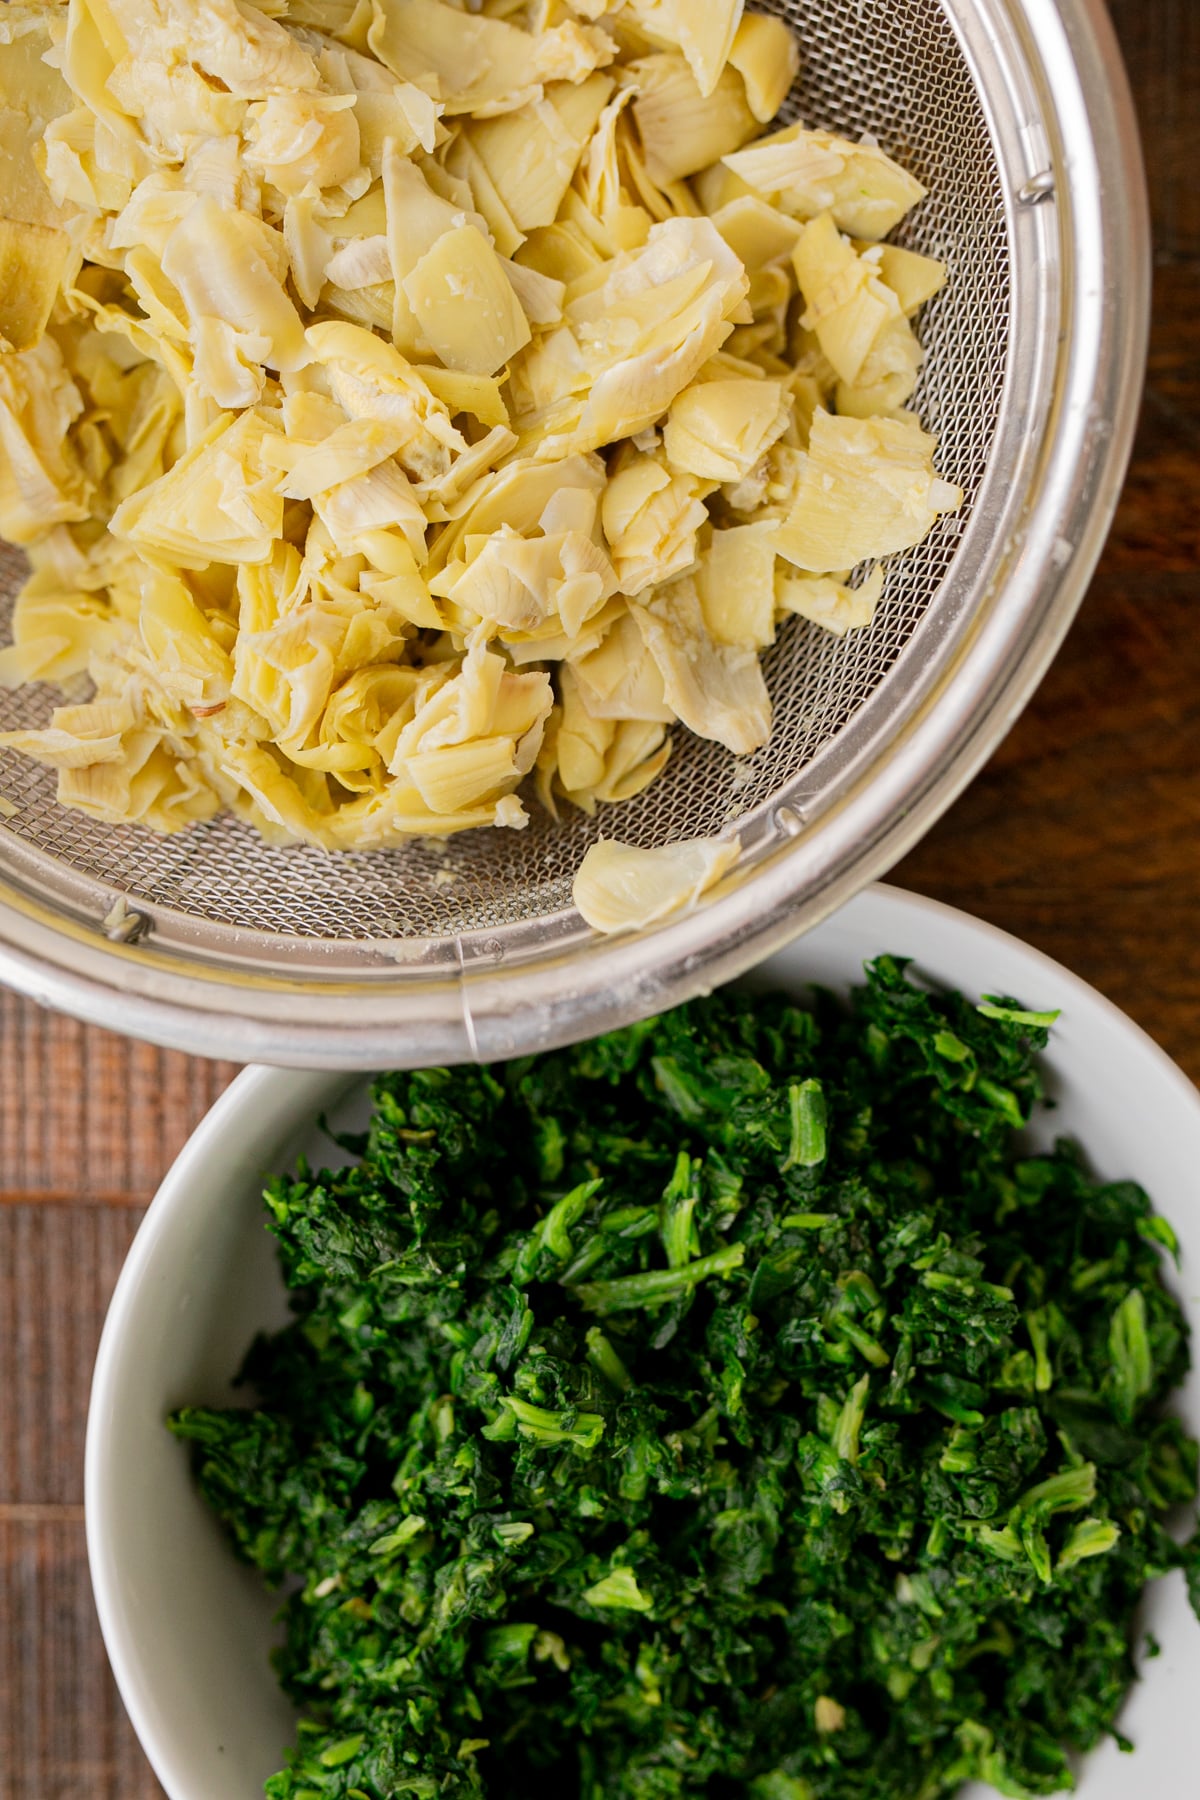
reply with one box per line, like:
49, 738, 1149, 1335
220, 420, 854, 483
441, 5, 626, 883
0, 0, 1009, 942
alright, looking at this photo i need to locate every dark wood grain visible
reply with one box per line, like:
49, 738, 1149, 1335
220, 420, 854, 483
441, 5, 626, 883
0, 3, 1196, 1795
896, 0, 1200, 1081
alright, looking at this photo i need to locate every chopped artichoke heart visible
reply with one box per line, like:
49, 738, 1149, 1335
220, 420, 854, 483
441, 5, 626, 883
469, 76, 613, 231
778, 565, 885, 637
628, 56, 758, 186
728, 14, 801, 123
710, 195, 801, 272
876, 244, 948, 317
544, 217, 749, 453
571, 610, 675, 724
602, 452, 708, 597
368, 0, 614, 116
161, 198, 309, 374
696, 521, 779, 649
794, 213, 904, 388
634, 581, 771, 756
573, 832, 741, 935
111, 410, 285, 569
0, 6, 77, 230
0, 0, 956, 854
0, 337, 91, 544
623, 0, 744, 100
664, 378, 789, 482
773, 410, 962, 573
725, 125, 927, 240
0, 219, 72, 354
402, 225, 532, 377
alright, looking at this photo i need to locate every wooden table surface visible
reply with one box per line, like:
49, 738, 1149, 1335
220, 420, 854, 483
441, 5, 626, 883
1, 5, 1196, 1794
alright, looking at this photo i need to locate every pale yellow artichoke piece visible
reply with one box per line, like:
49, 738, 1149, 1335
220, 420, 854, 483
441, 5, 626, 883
793, 212, 911, 391
515, 222, 605, 286
360, 552, 444, 632
0, 219, 72, 354
0, 694, 135, 770
390, 632, 502, 757
728, 12, 799, 122
467, 75, 613, 232
0, 4, 78, 230
213, 740, 336, 845
101, 0, 315, 162
542, 217, 749, 455
772, 410, 962, 573
573, 832, 741, 935
709, 195, 801, 272
835, 368, 923, 422
404, 735, 521, 814
0, 337, 91, 544
0, 580, 115, 687
442, 134, 525, 261
570, 608, 675, 724
48, 725, 220, 832
626, 54, 757, 186
316, 459, 428, 560
435, 523, 616, 638
549, 664, 670, 814
695, 520, 779, 649
602, 451, 708, 597
875, 244, 948, 317
634, 579, 770, 755
305, 320, 467, 483
402, 225, 532, 377
352, 78, 440, 165
693, 160, 757, 215
324, 235, 393, 292
314, 664, 423, 791
501, 259, 566, 330
579, 718, 671, 809
429, 452, 606, 573
190, 318, 269, 411
322, 786, 513, 848
110, 408, 285, 568
623, 0, 743, 99
270, 419, 410, 502
725, 126, 926, 240
324, 281, 400, 339
137, 570, 233, 706
382, 150, 486, 283
161, 198, 309, 375
280, 196, 330, 311
419, 423, 519, 517
411, 366, 510, 431
663, 376, 789, 482
235, 602, 358, 749
243, 92, 362, 197
550, 665, 611, 797
287, 0, 376, 48
109, 0, 320, 98
777, 565, 885, 637
382, 148, 493, 350
368, 0, 614, 115
109, 173, 198, 263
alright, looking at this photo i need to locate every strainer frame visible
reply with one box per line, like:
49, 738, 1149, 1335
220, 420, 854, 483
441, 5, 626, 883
0, 0, 1149, 1067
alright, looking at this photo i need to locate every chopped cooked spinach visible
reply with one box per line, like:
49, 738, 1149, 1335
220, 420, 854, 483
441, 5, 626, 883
170, 956, 1200, 1800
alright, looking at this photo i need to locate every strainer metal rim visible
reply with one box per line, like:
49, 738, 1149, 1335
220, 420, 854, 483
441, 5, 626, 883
0, 0, 1149, 1068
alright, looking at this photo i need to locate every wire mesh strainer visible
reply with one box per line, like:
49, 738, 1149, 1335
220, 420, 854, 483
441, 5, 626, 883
0, 0, 1148, 1067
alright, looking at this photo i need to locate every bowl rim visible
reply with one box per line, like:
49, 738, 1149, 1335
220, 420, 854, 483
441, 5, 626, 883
0, 0, 1153, 1070
85, 880, 1200, 1799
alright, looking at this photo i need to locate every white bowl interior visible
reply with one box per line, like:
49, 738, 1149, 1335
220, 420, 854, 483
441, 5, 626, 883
86, 885, 1200, 1799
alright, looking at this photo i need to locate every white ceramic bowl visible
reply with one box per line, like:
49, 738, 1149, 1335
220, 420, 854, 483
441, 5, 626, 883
86, 884, 1200, 1800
